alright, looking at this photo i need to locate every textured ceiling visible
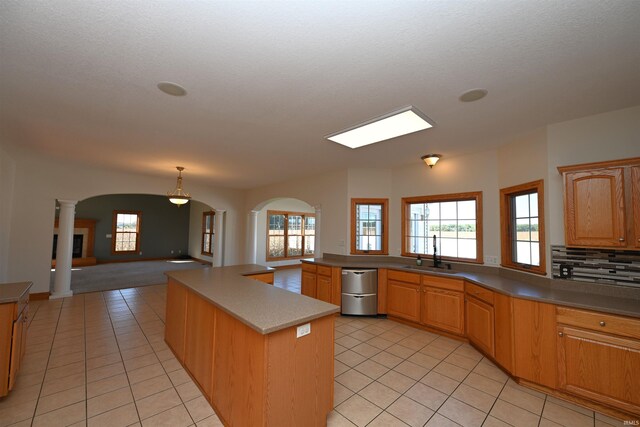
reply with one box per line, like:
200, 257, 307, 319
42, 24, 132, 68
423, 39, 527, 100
1, 1, 639, 188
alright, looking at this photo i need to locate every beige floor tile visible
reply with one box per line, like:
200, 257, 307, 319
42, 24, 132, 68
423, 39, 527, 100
420, 370, 460, 395
335, 335, 362, 349
504, 378, 546, 399
489, 399, 540, 427
334, 343, 348, 356
327, 410, 358, 427
405, 382, 448, 411
542, 401, 595, 427
87, 372, 130, 399
13, 370, 46, 388
386, 343, 416, 359
368, 411, 409, 426
377, 370, 417, 394
367, 336, 394, 350
127, 362, 166, 384
44, 360, 85, 381
432, 361, 471, 382
451, 383, 496, 413
445, 353, 480, 370
393, 360, 429, 381
184, 396, 215, 422
334, 360, 350, 377
353, 359, 389, 380
141, 403, 193, 426
160, 357, 182, 372
155, 348, 176, 362
369, 351, 403, 369
437, 398, 486, 427
453, 345, 483, 362
336, 394, 383, 427
336, 324, 358, 335
32, 401, 86, 427
358, 381, 401, 409
87, 361, 126, 383
196, 413, 225, 427
136, 387, 183, 420
546, 395, 595, 417
498, 382, 545, 414
0, 399, 38, 427
350, 330, 376, 342
168, 368, 192, 386
334, 381, 355, 406
124, 352, 160, 372
472, 361, 508, 384
482, 415, 512, 426
87, 351, 123, 370
408, 352, 440, 370
387, 395, 434, 427
351, 342, 381, 358
335, 350, 367, 368
0, 382, 41, 407
40, 372, 85, 397
396, 338, 426, 351
87, 385, 134, 418
430, 336, 462, 351
88, 402, 140, 427
379, 331, 407, 343
35, 384, 85, 415
463, 373, 504, 397
336, 369, 374, 393
426, 413, 463, 426
539, 418, 564, 427
595, 412, 627, 426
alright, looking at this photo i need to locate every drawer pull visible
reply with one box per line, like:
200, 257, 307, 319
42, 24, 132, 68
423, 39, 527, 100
558, 332, 564, 337
619, 238, 625, 242
599, 321, 606, 327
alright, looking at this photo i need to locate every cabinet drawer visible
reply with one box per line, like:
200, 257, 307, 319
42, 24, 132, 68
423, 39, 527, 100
301, 263, 317, 273
465, 282, 494, 305
387, 269, 421, 285
422, 274, 464, 292
317, 265, 332, 277
556, 307, 640, 340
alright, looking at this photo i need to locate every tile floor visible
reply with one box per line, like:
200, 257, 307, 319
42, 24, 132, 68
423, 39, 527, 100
0, 269, 632, 427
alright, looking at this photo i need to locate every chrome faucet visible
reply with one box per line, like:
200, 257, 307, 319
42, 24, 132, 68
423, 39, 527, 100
433, 234, 441, 268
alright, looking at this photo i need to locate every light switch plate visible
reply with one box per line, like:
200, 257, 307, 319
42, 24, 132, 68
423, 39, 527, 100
296, 323, 311, 338
106, 234, 112, 238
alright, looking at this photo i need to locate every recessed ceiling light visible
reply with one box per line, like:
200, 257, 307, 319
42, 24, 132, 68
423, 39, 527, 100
326, 106, 435, 149
157, 82, 187, 97
459, 89, 488, 102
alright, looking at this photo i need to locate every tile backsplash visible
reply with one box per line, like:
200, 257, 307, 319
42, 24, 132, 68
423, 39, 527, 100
552, 245, 640, 287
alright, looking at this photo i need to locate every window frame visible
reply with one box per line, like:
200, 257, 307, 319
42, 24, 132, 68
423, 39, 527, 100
401, 191, 483, 263
201, 210, 215, 256
500, 180, 546, 275
350, 198, 389, 255
266, 210, 315, 261
111, 210, 142, 254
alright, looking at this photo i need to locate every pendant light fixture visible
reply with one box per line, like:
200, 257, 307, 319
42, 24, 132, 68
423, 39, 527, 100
168, 166, 191, 206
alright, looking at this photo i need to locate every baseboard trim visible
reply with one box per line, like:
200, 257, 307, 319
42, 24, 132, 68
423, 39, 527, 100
97, 257, 182, 265
30, 292, 50, 300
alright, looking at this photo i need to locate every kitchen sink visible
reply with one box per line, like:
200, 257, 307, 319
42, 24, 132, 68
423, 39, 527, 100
402, 264, 453, 273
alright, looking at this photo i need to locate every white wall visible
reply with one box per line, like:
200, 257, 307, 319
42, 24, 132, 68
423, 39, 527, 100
188, 200, 214, 264
546, 105, 640, 246
5, 148, 246, 293
245, 169, 349, 257
255, 198, 314, 267
0, 145, 17, 282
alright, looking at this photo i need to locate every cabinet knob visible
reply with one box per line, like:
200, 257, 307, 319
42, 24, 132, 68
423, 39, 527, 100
619, 238, 625, 242
558, 332, 564, 337
599, 321, 606, 327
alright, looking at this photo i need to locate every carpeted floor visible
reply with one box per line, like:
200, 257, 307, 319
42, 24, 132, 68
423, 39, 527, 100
50, 260, 209, 294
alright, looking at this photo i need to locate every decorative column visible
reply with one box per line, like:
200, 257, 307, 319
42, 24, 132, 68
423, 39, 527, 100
314, 205, 322, 258
51, 199, 77, 299
214, 210, 226, 267
248, 210, 259, 264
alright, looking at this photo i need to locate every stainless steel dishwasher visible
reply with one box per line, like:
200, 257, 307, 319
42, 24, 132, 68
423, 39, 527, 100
341, 269, 378, 315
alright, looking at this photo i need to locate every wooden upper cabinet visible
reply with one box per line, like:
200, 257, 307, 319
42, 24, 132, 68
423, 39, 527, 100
559, 157, 640, 249
563, 168, 626, 247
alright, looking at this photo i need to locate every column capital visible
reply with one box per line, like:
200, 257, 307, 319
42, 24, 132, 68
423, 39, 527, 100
214, 209, 227, 214
57, 199, 78, 206
314, 205, 322, 212
250, 210, 260, 216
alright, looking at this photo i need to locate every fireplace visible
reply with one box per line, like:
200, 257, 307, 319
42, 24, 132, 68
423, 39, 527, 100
52, 234, 84, 259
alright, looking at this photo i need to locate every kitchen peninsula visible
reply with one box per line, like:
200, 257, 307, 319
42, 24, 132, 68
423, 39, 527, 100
164, 264, 339, 427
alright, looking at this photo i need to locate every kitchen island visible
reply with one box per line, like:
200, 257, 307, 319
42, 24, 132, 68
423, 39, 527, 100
164, 264, 339, 427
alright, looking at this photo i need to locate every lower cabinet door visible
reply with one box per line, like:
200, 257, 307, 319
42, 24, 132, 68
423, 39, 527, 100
466, 296, 495, 357
8, 312, 24, 391
316, 275, 332, 303
386, 280, 420, 323
422, 287, 464, 335
301, 272, 317, 299
557, 325, 640, 414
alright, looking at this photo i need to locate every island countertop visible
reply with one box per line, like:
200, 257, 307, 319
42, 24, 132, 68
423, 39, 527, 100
303, 258, 640, 319
165, 264, 339, 334
0, 282, 32, 304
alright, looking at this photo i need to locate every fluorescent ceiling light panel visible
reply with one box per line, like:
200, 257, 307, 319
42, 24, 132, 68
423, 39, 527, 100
326, 106, 434, 149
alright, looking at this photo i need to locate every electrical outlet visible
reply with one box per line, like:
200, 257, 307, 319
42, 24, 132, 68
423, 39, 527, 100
171, 250, 174, 254
106, 234, 112, 238
484, 255, 499, 265
296, 323, 311, 338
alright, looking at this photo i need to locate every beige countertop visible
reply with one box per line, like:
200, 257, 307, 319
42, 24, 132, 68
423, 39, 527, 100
0, 282, 32, 304
303, 259, 640, 318
165, 264, 339, 335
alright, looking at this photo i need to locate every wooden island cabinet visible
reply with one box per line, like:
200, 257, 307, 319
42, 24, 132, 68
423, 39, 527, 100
0, 282, 31, 397
165, 266, 338, 427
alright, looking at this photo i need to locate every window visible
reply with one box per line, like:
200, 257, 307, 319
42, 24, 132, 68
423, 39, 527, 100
351, 198, 388, 254
202, 211, 215, 256
401, 192, 482, 263
112, 211, 141, 253
267, 211, 315, 260
500, 180, 546, 275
